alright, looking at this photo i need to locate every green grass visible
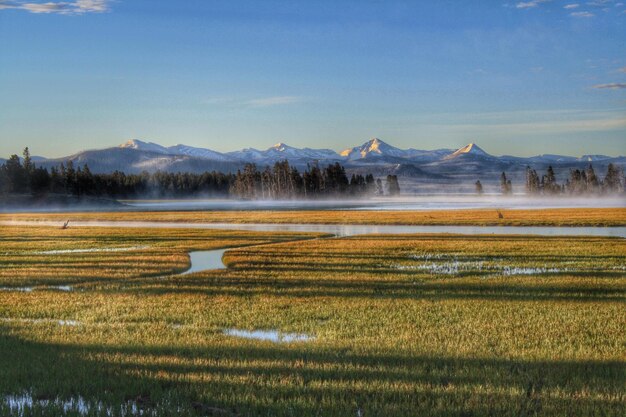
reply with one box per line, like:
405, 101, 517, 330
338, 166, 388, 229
0, 225, 624, 416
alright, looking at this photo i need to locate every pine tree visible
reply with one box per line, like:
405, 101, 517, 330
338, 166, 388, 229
586, 164, 598, 193
543, 166, 559, 194
500, 172, 512, 195
603, 163, 624, 194
386, 175, 400, 196
475, 180, 483, 195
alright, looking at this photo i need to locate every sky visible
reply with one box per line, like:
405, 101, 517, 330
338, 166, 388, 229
0, 0, 625, 158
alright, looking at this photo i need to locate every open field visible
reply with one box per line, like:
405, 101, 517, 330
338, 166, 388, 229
0, 223, 625, 416
1, 207, 626, 226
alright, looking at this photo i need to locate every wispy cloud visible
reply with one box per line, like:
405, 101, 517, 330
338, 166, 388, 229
245, 96, 304, 108
570, 10, 595, 16
204, 96, 305, 109
510, 0, 623, 16
515, 0, 551, 9
618, 67, 626, 73
586, 0, 612, 6
593, 83, 626, 89
0, 0, 110, 14
422, 116, 626, 136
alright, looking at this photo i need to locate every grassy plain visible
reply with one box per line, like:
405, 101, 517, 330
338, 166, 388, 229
1, 207, 626, 226
0, 223, 624, 416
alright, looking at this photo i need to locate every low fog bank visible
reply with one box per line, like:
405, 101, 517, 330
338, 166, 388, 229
0, 194, 123, 213
1, 194, 624, 214
123, 194, 626, 212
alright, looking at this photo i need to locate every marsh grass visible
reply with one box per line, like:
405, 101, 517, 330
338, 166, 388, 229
1, 207, 625, 226
0, 225, 624, 416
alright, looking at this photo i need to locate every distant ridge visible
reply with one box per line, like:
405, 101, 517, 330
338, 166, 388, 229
25, 138, 626, 186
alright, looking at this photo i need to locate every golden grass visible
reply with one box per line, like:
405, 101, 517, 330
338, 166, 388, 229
0, 225, 624, 416
1, 207, 626, 226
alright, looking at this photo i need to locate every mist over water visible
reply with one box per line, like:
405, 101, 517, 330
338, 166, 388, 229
123, 195, 625, 212
1, 194, 623, 214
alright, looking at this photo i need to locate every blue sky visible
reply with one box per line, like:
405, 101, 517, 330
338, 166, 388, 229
0, 0, 625, 158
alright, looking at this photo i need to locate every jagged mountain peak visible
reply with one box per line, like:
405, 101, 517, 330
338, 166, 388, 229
270, 142, 293, 151
340, 138, 406, 160
445, 143, 491, 159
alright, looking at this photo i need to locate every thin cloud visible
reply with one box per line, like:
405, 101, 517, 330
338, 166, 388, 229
570, 10, 595, 16
0, 0, 110, 14
593, 83, 626, 89
204, 96, 305, 109
586, 0, 612, 6
515, 0, 551, 8
425, 117, 626, 136
564, 3, 580, 8
245, 96, 304, 108
619, 67, 626, 73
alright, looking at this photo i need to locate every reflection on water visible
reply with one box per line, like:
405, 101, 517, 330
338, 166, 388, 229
3, 393, 163, 416
223, 328, 314, 343
183, 250, 228, 274
0, 286, 33, 292
0, 285, 73, 292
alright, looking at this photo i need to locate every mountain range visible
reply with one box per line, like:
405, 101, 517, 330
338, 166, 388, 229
6, 138, 625, 193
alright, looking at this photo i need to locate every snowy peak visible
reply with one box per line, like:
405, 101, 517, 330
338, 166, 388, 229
580, 154, 611, 162
168, 144, 234, 162
270, 142, 291, 151
263, 142, 339, 160
445, 143, 491, 160
364, 137, 385, 153
340, 138, 406, 160
119, 139, 170, 154
120, 140, 233, 161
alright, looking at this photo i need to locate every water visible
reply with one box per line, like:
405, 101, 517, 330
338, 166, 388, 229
0, 285, 73, 292
0, 318, 81, 326
0, 286, 33, 292
122, 196, 626, 211
223, 328, 314, 343
2, 393, 167, 416
3, 220, 626, 238
183, 250, 228, 274
4, 220, 624, 277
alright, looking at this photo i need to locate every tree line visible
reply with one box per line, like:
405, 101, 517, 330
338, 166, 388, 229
0, 148, 400, 199
230, 161, 400, 199
524, 164, 624, 195
493, 164, 624, 195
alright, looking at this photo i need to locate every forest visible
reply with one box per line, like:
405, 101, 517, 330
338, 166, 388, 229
0, 148, 400, 199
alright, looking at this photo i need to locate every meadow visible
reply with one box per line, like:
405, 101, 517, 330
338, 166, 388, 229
1, 207, 626, 227
0, 222, 624, 416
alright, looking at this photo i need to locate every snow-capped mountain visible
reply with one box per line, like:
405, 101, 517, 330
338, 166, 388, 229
526, 154, 579, 163
23, 138, 625, 185
120, 140, 235, 161
227, 142, 340, 163
443, 143, 492, 160
266, 142, 339, 159
168, 144, 235, 162
579, 155, 612, 162
119, 139, 170, 155
340, 138, 411, 161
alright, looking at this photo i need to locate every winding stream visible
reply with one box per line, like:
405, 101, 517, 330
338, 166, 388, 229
3, 220, 625, 275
